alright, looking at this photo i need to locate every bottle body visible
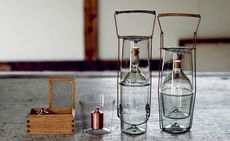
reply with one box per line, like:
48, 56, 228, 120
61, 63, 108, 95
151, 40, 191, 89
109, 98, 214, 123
160, 78, 194, 133
119, 81, 150, 135
158, 51, 196, 134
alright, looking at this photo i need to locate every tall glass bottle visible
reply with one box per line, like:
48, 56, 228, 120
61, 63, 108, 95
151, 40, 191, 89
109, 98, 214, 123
114, 10, 156, 135
119, 44, 150, 135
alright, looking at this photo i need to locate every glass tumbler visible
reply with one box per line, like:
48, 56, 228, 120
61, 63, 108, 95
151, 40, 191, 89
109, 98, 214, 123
78, 94, 115, 135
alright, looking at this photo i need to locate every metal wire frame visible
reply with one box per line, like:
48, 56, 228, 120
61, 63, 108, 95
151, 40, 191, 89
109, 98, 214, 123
157, 13, 201, 130
114, 10, 156, 127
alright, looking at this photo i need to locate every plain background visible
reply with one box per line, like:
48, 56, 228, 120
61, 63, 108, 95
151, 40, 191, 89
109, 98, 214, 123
0, 0, 229, 71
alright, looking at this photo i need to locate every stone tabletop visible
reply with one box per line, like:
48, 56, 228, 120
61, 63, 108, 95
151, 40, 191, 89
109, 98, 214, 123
0, 72, 230, 141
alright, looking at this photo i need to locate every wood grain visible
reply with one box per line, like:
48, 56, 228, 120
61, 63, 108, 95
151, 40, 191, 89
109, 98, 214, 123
0, 60, 162, 71
27, 113, 74, 135
84, 0, 98, 61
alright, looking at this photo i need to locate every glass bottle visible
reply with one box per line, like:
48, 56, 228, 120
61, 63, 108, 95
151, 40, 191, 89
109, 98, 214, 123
119, 44, 150, 135
160, 58, 194, 133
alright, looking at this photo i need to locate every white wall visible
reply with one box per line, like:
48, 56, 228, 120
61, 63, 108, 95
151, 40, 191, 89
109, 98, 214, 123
1, 0, 230, 63
0, 0, 84, 61
196, 44, 230, 72
99, 0, 230, 60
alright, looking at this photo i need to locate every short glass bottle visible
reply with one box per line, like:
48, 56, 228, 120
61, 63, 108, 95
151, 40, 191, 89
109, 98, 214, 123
159, 59, 194, 133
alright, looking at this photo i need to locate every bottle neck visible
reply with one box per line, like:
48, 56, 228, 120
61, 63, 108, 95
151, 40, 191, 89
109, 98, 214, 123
172, 65, 183, 79
130, 47, 140, 73
173, 59, 182, 75
130, 54, 139, 72
120, 46, 147, 84
174, 67, 181, 73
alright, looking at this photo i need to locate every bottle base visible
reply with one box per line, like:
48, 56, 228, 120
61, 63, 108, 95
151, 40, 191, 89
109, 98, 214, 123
162, 123, 190, 134
84, 128, 110, 135
122, 125, 146, 135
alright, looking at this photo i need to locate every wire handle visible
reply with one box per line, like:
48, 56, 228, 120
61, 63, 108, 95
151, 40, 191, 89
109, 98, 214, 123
114, 10, 156, 37
157, 13, 201, 129
115, 10, 155, 15
158, 13, 201, 35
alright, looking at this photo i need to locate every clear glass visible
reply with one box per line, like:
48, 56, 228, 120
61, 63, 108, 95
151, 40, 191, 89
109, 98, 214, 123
51, 80, 73, 108
118, 36, 151, 135
78, 94, 115, 135
159, 47, 196, 134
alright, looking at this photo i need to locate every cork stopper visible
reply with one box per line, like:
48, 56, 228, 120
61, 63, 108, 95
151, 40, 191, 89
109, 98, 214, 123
174, 59, 182, 68
131, 47, 139, 56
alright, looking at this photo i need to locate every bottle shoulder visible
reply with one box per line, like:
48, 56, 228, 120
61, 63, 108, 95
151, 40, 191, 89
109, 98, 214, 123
161, 70, 192, 90
120, 70, 149, 86
164, 69, 190, 82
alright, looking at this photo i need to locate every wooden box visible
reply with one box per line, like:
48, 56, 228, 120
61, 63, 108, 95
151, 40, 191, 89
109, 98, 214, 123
27, 77, 76, 135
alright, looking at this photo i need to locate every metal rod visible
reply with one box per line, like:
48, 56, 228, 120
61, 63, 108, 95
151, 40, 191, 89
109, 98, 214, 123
115, 10, 155, 15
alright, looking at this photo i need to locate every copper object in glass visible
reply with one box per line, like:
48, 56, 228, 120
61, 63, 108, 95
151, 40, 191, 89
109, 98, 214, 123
91, 107, 103, 129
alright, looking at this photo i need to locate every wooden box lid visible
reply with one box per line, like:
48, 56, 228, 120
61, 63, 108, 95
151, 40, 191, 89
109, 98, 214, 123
48, 77, 75, 110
